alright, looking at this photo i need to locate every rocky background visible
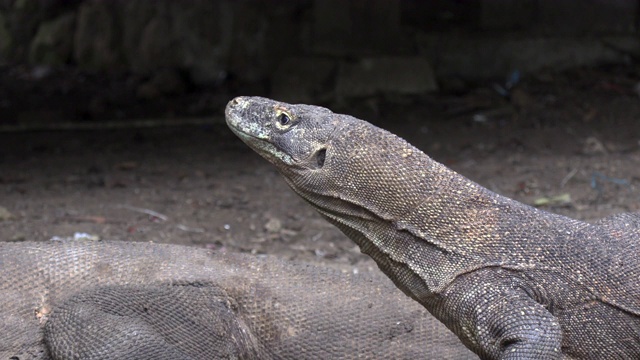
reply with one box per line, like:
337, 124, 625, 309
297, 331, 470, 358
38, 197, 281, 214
1, 0, 639, 118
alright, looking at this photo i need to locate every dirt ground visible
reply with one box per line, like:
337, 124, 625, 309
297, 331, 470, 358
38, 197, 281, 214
1, 65, 640, 273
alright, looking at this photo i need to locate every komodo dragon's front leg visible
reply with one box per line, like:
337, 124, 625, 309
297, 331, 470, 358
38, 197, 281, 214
226, 96, 640, 359
435, 269, 562, 359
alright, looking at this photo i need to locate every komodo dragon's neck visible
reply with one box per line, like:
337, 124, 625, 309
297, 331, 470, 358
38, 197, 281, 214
286, 125, 580, 292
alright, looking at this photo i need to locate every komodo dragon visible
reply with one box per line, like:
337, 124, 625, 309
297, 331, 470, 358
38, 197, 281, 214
226, 96, 640, 359
0, 240, 476, 359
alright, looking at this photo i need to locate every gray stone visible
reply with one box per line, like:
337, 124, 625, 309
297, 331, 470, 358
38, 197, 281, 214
73, 2, 122, 70
264, 217, 282, 233
418, 33, 638, 80
13, 0, 36, 10
0, 206, 14, 221
271, 57, 337, 103
121, 0, 158, 70
226, 1, 269, 83
418, 34, 505, 80
136, 68, 187, 100
602, 36, 640, 59
6, 0, 52, 62
336, 57, 438, 98
135, 82, 161, 100
262, 2, 307, 79
312, 0, 406, 56
0, 11, 11, 63
480, 0, 637, 35
123, 0, 232, 85
505, 38, 632, 71
150, 68, 186, 95
132, 4, 177, 71
536, 0, 637, 35
312, 0, 350, 56
480, 0, 536, 31
28, 12, 75, 65
176, 1, 233, 85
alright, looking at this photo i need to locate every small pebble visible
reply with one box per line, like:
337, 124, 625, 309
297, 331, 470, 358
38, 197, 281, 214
0, 206, 14, 221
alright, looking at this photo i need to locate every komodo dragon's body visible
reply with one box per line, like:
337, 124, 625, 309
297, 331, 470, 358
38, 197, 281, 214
1, 240, 475, 359
226, 96, 640, 359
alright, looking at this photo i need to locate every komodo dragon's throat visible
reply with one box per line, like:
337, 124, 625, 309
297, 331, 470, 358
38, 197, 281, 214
226, 96, 640, 359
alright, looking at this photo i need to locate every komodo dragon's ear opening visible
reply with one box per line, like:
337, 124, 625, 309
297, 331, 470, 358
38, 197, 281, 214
500, 337, 522, 352
315, 148, 327, 168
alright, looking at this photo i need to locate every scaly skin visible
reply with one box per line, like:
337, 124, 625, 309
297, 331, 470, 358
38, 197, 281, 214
226, 96, 640, 360
1, 241, 476, 359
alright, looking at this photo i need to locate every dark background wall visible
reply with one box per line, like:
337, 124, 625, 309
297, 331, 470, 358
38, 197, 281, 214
1, 0, 639, 115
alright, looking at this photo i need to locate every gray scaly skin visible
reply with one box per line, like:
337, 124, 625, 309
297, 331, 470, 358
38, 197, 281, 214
226, 96, 640, 359
1, 240, 476, 359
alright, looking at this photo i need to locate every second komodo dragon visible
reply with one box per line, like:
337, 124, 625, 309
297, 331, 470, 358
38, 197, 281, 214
1, 240, 475, 359
226, 96, 640, 359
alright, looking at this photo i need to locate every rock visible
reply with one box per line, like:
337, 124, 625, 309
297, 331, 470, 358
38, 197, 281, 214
29, 12, 76, 65
124, 0, 232, 85
271, 57, 337, 103
225, 1, 270, 83
0, 11, 11, 63
87, 96, 107, 117
336, 57, 438, 98
439, 76, 469, 94
73, 1, 122, 70
121, 0, 157, 61
480, 0, 536, 31
8, 233, 26, 242
536, 0, 637, 35
311, 0, 350, 56
0, 206, 14, 221
5, 0, 52, 63
509, 87, 534, 110
264, 217, 282, 233
172, 1, 233, 85
312, 0, 407, 56
418, 34, 639, 81
583, 137, 608, 155
135, 82, 158, 100
151, 68, 186, 95
13, 0, 37, 10
602, 36, 640, 60
136, 68, 187, 100
50, 232, 101, 242
129, 3, 175, 72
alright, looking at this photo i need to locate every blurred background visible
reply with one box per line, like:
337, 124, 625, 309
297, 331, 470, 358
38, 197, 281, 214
1, 0, 639, 269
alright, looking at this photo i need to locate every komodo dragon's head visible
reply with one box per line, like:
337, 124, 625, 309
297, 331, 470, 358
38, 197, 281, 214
226, 96, 491, 296
225, 96, 440, 234
225, 96, 339, 173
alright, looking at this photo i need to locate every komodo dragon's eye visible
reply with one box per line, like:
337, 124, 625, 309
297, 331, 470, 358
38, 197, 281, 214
278, 113, 291, 126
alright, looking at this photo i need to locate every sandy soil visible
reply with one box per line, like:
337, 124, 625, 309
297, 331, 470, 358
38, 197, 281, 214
1, 65, 639, 272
